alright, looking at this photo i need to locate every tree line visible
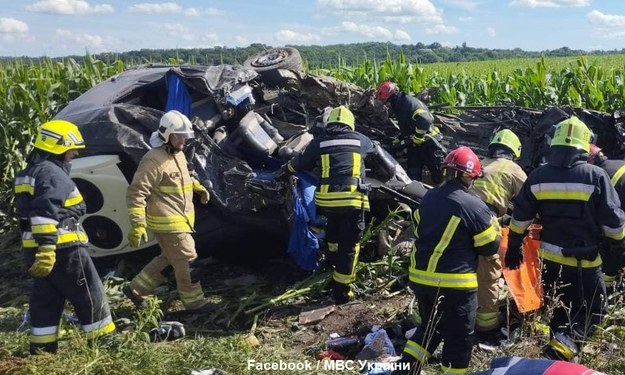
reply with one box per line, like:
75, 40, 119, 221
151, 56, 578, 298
3, 42, 625, 67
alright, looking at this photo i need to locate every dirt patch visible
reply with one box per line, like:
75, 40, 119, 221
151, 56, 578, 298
260, 292, 413, 357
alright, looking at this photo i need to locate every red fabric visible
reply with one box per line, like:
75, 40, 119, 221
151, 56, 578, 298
544, 361, 604, 375
317, 350, 345, 361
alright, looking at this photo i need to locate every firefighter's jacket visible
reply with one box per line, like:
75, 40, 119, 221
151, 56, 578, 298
127, 146, 197, 232
389, 92, 442, 146
288, 124, 375, 211
510, 146, 625, 268
470, 150, 527, 217
410, 180, 500, 289
14, 151, 88, 249
596, 156, 625, 206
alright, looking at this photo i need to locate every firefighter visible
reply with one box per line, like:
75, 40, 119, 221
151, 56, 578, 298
506, 117, 625, 361
393, 146, 500, 375
278, 105, 375, 304
123, 110, 211, 311
588, 144, 625, 293
14, 120, 115, 354
469, 129, 527, 340
375, 81, 447, 184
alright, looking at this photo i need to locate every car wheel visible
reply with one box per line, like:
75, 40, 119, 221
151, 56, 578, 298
243, 47, 304, 72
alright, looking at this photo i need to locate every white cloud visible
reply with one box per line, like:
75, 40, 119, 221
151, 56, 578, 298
184, 7, 223, 17
323, 21, 412, 41
234, 35, 248, 46
587, 10, 625, 27
394, 30, 411, 41
275, 29, 321, 43
442, 0, 480, 10
458, 16, 473, 22
26, 0, 114, 15
318, 0, 447, 43
383, 16, 418, 24
54, 28, 114, 53
602, 30, 625, 39
509, 0, 589, 8
487, 27, 496, 37
160, 24, 220, 46
0, 18, 29, 34
163, 23, 187, 34
317, 0, 443, 24
199, 33, 219, 43
425, 24, 459, 34
128, 2, 182, 14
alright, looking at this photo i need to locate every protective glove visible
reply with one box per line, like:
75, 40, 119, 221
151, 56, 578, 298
128, 225, 148, 248
29, 245, 56, 278
505, 231, 525, 270
193, 181, 210, 204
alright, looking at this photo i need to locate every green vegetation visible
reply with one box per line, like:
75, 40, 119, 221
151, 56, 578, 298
0, 55, 124, 234
4, 42, 624, 68
1, 48, 625, 374
314, 51, 625, 111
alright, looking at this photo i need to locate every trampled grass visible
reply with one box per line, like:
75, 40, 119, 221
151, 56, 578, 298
1, 51, 625, 374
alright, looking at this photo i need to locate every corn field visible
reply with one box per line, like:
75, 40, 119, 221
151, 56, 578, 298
0, 52, 624, 237
0, 55, 125, 234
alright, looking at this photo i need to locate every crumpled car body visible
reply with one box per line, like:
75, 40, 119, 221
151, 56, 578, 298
55, 63, 421, 258
54, 59, 625, 259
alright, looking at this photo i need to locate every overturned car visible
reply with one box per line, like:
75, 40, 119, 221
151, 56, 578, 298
55, 60, 425, 259
55, 49, 625, 260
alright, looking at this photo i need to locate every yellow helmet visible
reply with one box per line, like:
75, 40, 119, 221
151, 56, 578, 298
489, 129, 521, 158
34, 119, 85, 155
550, 116, 591, 152
327, 105, 355, 130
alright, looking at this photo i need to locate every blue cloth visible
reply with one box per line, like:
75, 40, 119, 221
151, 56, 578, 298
363, 325, 396, 357
165, 73, 192, 117
469, 356, 605, 375
296, 171, 324, 227
287, 182, 320, 271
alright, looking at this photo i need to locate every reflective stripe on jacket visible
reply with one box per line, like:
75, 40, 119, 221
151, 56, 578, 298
288, 124, 375, 211
14, 153, 88, 249
597, 158, 625, 207
127, 147, 195, 233
471, 157, 527, 217
389, 91, 437, 143
510, 148, 625, 266
410, 180, 499, 289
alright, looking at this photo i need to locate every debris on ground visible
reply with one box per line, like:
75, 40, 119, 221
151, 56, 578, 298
298, 305, 336, 325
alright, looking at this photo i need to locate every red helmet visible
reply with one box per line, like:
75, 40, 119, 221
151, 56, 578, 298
441, 146, 483, 178
588, 143, 603, 164
375, 81, 398, 102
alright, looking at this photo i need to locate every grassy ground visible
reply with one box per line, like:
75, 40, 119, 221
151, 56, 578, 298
2, 230, 625, 374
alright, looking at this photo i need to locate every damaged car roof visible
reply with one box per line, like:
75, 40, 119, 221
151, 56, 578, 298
53, 60, 625, 258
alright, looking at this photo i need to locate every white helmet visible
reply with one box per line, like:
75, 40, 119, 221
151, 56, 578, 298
150, 110, 194, 147
158, 110, 194, 141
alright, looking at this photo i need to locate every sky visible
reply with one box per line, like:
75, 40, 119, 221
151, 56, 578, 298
1, 0, 624, 58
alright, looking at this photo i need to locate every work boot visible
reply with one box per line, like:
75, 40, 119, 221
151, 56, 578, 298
331, 281, 354, 305
122, 284, 148, 310
543, 333, 578, 361
476, 328, 505, 346
182, 297, 210, 312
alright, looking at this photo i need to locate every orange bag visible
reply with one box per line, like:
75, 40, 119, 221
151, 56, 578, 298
500, 225, 544, 313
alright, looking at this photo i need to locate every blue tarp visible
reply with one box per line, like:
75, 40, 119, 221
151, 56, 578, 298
165, 72, 192, 117
297, 172, 324, 227
287, 176, 321, 271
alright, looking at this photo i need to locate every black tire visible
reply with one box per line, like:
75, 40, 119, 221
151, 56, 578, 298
243, 47, 304, 72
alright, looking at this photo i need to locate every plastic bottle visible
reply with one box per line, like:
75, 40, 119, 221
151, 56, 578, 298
326, 335, 359, 350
